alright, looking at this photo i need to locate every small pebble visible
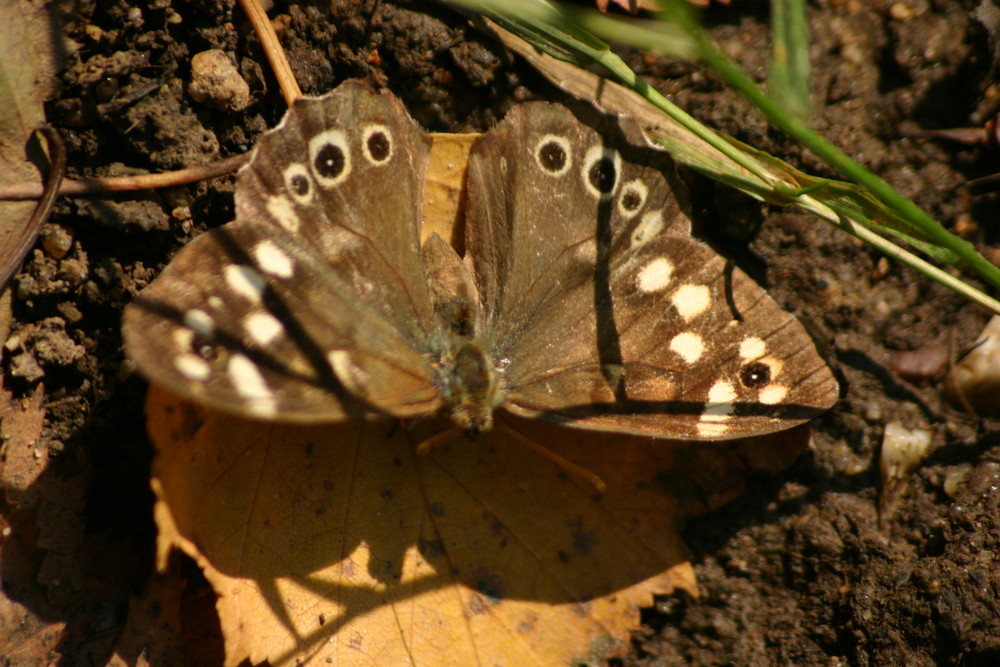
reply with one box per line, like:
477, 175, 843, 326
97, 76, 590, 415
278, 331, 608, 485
880, 420, 933, 487
942, 463, 973, 498
943, 315, 1000, 414
41, 224, 74, 259
188, 49, 251, 112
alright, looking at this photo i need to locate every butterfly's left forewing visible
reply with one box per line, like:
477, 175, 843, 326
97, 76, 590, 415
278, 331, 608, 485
465, 103, 837, 440
123, 82, 446, 422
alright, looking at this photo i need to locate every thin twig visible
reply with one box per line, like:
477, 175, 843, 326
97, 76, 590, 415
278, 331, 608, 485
0, 154, 250, 201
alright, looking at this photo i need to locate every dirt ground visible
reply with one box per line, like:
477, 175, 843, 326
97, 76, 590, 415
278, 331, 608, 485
3, 0, 999, 664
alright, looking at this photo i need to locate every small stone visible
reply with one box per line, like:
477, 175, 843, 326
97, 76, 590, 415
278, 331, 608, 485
188, 49, 251, 112
889, 2, 914, 20
944, 315, 1000, 415
10, 352, 44, 382
41, 224, 74, 259
880, 421, 933, 486
57, 302, 84, 324
942, 463, 973, 498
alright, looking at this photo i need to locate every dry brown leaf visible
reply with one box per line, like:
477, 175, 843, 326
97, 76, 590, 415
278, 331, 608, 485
0, 483, 67, 664
107, 565, 186, 667
0, 383, 47, 504
422, 132, 477, 248
149, 387, 707, 666
0, 1, 63, 292
0, 406, 143, 664
0, 592, 66, 665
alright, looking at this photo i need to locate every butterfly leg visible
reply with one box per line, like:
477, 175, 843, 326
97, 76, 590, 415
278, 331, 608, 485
496, 417, 607, 495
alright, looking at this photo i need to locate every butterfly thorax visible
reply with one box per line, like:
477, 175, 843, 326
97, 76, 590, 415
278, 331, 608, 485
421, 233, 505, 438
441, 339, 503, 439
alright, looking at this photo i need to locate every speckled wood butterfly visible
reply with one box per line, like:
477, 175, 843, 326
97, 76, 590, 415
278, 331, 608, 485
123, 79, 837, 440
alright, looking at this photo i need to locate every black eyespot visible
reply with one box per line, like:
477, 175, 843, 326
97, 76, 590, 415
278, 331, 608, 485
739, 361, 771, 388
290, 173, 310, 197
367, 131, 390, 162
621, 189, 642, 211
192, 337, 218, 361
539, 141, 567, 173
589, 157, 616, 194
314, 143, 345, 179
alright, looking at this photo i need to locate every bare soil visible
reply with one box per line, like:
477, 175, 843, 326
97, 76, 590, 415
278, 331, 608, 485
4, 0, 999, 664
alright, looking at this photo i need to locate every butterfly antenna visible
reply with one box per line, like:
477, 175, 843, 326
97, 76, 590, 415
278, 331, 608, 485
497, 419, 606, 495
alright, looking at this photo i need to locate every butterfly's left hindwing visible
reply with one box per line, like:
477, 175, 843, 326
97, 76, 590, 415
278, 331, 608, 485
464, 103, 838, 440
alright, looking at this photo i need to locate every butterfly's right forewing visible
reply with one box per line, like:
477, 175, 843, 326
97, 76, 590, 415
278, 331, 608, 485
464, 102, 838, 440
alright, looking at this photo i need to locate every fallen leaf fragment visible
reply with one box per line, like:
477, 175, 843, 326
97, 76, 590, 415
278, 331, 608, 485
422, 132, 477, 247
148, 387, 704, 666
107, 565, 186, 667
0, 383, 47, 504
0, 592, 66, 665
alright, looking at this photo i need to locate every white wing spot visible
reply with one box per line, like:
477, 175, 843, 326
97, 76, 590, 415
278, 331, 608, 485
637, 257, 673, 293
225, 265, 266, 302
172, 328, 194, 349
740, 337, 767, 360
328, 350, 368, 391
183, 309, 215, 338
227, 353, 277, 418
245, 312, 284, 346
631, 209, 664, 247
254, 240, 294, 278
266, 195, 301, 233
175, 353, 211, 381
672, 284, 711, 321
698, 380, 737, 437
761, 355, 785, 379
572, 238, 597, 266
696, 421, 731, 437
708, 381, 738, 404
759, 384, 788, 404
669, 331, 703, 364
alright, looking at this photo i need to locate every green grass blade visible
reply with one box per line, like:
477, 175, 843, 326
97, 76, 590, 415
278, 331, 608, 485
447, 0, 1000, 315
769, 0, 811, 120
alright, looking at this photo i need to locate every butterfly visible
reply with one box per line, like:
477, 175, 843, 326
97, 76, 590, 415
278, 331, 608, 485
122, 79, 838, 441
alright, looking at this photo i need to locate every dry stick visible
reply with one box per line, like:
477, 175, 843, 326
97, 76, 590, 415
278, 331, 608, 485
1, 127, 66, 287
238, 0, 302, 105
0, 154, 251, 201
